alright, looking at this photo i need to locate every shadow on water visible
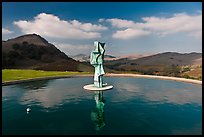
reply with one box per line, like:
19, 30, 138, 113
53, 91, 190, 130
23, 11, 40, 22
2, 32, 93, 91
15, 80, 51, 90
91, 91, 106, 133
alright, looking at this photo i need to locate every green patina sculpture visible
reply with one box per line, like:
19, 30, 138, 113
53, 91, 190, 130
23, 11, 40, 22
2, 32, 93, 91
83, 41, 112, 91
90, 41, 105, 88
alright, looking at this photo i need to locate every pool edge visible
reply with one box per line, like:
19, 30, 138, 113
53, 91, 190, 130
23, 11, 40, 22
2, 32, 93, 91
2, 73, 202, 86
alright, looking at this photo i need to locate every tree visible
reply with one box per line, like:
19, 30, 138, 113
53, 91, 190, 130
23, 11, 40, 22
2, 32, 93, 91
2, 52, 7, 68
12, 43, 20, 50
22, 41, 28, 46
8, 50, 20, 58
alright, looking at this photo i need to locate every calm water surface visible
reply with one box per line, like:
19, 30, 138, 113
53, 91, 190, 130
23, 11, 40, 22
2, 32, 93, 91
2, 77, 202, 135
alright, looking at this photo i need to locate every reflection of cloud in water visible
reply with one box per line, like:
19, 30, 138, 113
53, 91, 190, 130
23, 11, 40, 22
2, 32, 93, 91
116, 83, 141, 92
110, 83, 142, 103
2, 86, 16, 97
3, 77, 202, 108
144, 89, 202, 105
20, 88, 65, 108
18, 79, 92, 108
2, 85, 26, 101
2, 80, 51, 102
111, 81, 202, 105
172, 122, 202, 135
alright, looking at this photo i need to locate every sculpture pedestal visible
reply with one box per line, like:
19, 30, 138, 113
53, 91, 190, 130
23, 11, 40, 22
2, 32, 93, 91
83, 84, 113, 91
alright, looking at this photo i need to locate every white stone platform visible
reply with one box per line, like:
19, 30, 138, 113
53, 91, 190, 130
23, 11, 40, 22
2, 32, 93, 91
83, 84, 113, 91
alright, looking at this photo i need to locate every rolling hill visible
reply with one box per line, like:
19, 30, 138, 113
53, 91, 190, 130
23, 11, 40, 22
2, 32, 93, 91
2, 34, 93, 72
2, 34, 202, 80
105, 52, 202, 80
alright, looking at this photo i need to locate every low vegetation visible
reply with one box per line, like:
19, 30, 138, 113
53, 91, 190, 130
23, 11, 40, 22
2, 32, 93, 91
104, 52, 202, 81
2, 69, 92, 82
105, 65, 202, 80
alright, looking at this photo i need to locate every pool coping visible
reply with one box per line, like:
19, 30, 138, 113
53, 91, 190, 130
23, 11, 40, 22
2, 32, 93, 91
2, 73, 202, 86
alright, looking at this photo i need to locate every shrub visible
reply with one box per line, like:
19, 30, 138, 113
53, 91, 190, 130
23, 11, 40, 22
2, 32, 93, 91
182, 74, 190, 79
12, 43, 20, 50
8, 50, 20, 58
22, 41, 28, 46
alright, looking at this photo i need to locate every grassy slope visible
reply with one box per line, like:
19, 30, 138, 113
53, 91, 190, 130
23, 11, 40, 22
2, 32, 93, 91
2, 69, 92, 82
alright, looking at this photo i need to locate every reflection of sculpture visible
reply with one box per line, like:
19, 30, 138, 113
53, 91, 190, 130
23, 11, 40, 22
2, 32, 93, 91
90, 41, 105, 88
91, 91, 105, 131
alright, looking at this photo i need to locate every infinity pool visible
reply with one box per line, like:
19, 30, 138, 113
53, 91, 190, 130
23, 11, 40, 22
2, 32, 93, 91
2, 77, 202, 135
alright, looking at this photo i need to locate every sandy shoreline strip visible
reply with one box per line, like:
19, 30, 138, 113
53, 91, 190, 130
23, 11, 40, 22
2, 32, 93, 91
2, 73, 202, 86
105, 73, 202, 85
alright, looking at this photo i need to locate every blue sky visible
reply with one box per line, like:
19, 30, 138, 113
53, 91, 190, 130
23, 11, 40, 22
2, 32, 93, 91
2, 2, 202, 56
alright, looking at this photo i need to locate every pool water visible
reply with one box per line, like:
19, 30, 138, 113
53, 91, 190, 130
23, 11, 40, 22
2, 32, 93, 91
2, 77, 202, 135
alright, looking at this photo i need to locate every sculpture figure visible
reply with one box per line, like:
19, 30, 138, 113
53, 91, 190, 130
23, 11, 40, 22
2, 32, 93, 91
83, 41, 112, 91
90, 41, 105, 88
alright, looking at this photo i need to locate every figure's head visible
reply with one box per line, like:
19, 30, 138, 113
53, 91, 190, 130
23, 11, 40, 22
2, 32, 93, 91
99, 42, 105, 49
94, 41, 98, 51
93, 41, 105, 54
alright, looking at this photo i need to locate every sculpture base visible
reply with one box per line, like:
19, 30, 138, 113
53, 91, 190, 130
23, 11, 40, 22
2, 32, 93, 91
83, 84, 113, 91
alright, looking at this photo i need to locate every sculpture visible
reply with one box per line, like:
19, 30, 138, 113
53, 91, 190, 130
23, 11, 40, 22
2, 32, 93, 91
90, 41, 105, 88
83, 41, 113, 91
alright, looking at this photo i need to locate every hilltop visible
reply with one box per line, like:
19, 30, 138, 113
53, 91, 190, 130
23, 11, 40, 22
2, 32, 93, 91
2, 34, 93, 72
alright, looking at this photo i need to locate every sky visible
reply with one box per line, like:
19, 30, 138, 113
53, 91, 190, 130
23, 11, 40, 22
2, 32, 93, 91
2, 2, 202, 57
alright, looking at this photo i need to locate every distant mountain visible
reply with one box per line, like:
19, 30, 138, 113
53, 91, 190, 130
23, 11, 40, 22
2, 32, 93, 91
72, 53, 154, 62
105, 52, 202, 67
117, 53, 153, 60
72, 54, 116, 62
104, 55, 117, 61
2, 34, 93, 72
105, 52, 202, 79
71, 54, 90, 62
104, 55, 116, 58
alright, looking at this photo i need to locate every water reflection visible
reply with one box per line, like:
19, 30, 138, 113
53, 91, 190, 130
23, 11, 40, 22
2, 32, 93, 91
2, 77, 202, 135
16, 80, 50, 90
91, 91, 105, 131
172, 122, 202, 135
7, 78, 93, 109
113, 81, 202, 105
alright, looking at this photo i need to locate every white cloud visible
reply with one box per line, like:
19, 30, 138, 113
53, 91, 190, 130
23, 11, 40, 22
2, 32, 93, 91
107, 18, 136, 28
107, 12, 202, 39
2, 28, 14, 34
141, 13, 202, 37
98, 18, 105, 22
13, 13, 107, 39
56, 43, 91, 50
52, 42, 92, 55
113, 28, 150, 40
70, 20, 107, 31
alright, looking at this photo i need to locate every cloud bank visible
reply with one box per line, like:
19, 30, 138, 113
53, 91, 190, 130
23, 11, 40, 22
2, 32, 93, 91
2, 28, 14, 34
106, 12, 202, 39
13, 12, 202, 40
14, 13, 107, 40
